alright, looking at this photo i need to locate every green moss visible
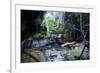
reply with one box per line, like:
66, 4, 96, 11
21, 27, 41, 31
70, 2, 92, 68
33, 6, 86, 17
32, 32, 47, 39
68, 48, 80, 57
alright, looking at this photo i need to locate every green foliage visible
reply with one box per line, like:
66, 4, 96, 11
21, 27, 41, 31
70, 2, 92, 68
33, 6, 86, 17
41, 12, 65, 35
32, 32, 47, 39
41, 17, 57, 36
48, 24, 64, 33
68, 48, 80, 57
57, 25, 64, 32
47, 17, 64, 33
47, 17, 56, 24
